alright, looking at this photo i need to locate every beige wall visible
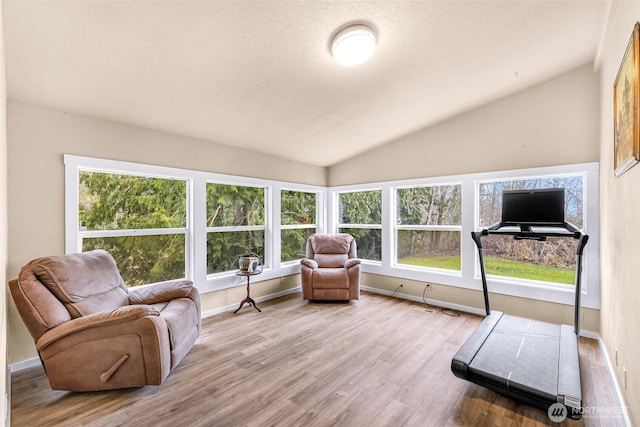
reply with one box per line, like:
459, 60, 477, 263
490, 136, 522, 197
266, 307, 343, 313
6, 101, 325, 364
329, 64, 600, 186
0, 3, 7, 424
598, 3, 640, 424
330, 63, 602, 334
362, 273, 599, 333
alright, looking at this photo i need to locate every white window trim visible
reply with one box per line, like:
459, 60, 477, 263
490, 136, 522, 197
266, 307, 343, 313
65, 155, 598, 309
334, 189, 383, 264
65, 155, 326, 293
279, 188, 321, 265
205, 182, 268, 278
393, 181, 463, 273
328, 162, 600, 309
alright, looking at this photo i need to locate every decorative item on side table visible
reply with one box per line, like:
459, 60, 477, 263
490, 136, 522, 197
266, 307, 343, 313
234, 253, 263, 313
614, 21, 640, 177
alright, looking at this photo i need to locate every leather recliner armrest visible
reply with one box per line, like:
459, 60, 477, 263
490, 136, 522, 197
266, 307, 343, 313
128, 279, 194, 305
36, 305, 160, 351
300, 259, 318, 269
345, 258, 361, 269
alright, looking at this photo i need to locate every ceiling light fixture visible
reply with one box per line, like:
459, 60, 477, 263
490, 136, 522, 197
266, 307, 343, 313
331, 24, 376, 67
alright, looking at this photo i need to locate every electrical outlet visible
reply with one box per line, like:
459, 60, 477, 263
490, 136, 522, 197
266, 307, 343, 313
623, 367, 627, 390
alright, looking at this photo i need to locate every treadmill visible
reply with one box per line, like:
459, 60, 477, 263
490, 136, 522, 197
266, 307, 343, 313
451, 188, 589, 420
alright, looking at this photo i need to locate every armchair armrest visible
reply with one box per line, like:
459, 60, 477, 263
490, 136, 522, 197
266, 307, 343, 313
301, 258, 318, 269
128, 279, 194, 305
345, 258, 361, 269
36, 305, 159, 351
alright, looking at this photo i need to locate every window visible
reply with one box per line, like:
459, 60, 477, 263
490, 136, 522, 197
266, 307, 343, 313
68, 156, 597, 308
395, 184, 461, 271
206, 183, 266, 274
337, 190, 382, 261
78, 170, 188, 287
280, 190, 317, 262
67, 156, 326, 291
477, 174, 584, 285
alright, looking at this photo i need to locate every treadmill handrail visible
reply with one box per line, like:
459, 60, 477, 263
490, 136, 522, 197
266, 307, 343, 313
472, 221, 588, 334
484, 221, 582, 239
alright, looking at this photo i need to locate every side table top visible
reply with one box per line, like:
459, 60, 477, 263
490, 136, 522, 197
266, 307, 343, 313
235, 269, 262, 277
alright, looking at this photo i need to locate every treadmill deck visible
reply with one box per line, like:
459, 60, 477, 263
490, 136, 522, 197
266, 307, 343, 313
451, 311, 582, 419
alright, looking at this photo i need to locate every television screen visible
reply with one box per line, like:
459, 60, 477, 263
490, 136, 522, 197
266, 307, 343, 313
501, 188, 565, 225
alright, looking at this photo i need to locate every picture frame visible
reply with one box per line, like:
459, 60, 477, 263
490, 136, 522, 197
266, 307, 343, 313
613, 22, 640, 177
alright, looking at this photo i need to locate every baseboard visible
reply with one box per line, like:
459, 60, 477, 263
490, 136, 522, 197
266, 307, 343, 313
8, 356, 41, 374
596, 337, 632, 426
362, 285, 600, 338
361, 285, 487, 316
201, 286, 301, 318
5, 365, 10, 427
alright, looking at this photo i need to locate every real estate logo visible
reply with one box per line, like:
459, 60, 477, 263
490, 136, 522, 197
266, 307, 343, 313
548, 403, 567, 423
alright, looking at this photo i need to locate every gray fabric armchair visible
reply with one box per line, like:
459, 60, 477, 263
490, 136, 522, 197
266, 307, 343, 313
300, 233, 361, 300
9, 250, 201, 391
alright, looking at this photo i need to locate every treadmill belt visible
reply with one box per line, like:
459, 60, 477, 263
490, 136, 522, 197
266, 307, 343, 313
451, 311, 583, 418
468, 314, 560, 400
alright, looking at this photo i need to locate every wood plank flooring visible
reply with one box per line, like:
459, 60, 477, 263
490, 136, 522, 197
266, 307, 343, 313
10, 291, 626, 427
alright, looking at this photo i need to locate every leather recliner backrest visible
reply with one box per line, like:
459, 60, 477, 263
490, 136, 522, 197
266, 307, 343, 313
9, 267, 72, 342
307, 234, 356, 268
9, 250, 130, 341
28, 250, 130, 318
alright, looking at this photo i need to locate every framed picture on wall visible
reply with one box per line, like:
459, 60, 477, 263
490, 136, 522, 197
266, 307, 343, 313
613, 21, 640, 177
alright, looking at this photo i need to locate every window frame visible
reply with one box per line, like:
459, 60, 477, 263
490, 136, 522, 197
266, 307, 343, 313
65, 155, 326, 293
328, 162, 600, 309
334, 188, 383, 263
66, 156, 598, 309
205, 181, 269, 278
70, 166, 192, 285
393, 182, 463, 272
279, 188, 321, 265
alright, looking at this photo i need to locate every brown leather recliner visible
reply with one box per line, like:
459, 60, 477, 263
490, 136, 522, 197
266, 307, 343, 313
9, 250, 201, 391
300, 233, 361, 300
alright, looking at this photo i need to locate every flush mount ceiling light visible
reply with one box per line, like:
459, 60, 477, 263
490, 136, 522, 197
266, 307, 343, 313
331, 24, 376, 66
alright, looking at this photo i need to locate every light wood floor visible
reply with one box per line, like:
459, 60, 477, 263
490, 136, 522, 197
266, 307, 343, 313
11, 291, 626, 427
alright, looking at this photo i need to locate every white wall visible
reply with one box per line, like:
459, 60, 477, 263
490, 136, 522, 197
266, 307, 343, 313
598, 3, 640, 424
329, 64, 599, 185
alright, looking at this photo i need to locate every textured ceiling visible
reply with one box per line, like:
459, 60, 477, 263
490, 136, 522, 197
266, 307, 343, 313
3, 1, 607, 167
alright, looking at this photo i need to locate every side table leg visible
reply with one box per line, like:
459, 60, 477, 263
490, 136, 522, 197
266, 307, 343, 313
234, 274, 262, 313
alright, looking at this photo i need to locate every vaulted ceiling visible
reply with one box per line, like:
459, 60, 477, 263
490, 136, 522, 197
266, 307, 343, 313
3, 1, 607, 167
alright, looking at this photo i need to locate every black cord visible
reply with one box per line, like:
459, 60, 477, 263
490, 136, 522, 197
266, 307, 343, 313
390, 284, 403, 298
422, 283, 460, 317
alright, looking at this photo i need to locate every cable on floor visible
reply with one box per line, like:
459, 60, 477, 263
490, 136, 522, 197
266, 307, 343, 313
422, 283, 460, 317
390, 284, 403, 297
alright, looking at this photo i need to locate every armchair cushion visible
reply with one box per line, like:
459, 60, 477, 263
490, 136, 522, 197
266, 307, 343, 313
128, 279, 193, 305
315, 253, 348, 268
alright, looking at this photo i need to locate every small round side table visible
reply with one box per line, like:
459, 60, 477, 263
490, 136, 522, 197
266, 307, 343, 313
234, 270, 262, 313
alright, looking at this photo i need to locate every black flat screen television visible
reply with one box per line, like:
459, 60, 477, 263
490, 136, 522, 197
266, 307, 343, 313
501, 188, 565, 225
